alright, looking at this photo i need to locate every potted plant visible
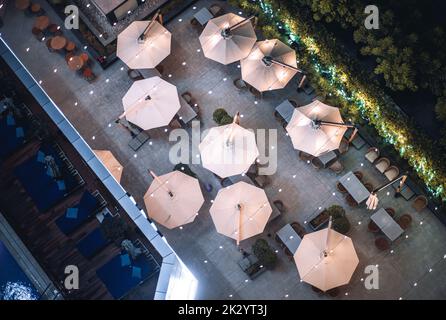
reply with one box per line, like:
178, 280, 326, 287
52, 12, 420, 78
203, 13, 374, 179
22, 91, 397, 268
252, 239, 277, 270
100, 216, 131, 246
326, 205, 351, 234
213, 108, 233, 126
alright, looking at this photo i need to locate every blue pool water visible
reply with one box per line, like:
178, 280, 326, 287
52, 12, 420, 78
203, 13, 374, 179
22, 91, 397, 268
0, 240, 39, 300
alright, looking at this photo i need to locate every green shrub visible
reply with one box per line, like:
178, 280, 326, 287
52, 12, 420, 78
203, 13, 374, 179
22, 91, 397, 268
325, 205, 350, 234
213, 108, 233, 126
252, 239, 277, 269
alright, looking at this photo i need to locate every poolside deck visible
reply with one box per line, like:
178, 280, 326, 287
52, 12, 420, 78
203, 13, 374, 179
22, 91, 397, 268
1, 0, 446, 299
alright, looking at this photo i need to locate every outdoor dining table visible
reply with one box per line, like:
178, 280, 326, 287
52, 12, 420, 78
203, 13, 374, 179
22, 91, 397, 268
275, 100, 295, 124
276, 223, 301, 254
178, 95, 197, 124
50, 36, 67, 50
34, 16, 50, 31
371, 208, 404, 241
317, 150, 337, 168
338, 171, 370, 204
15, 0, 30, 10
194, 7, 214, 26
67, 55, 84, 71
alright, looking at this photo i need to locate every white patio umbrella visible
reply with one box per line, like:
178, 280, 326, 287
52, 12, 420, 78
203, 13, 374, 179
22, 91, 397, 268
294, 219, 359, 291
94, 150, 123, 182
120, 76, 180, 130
117, 19, 171, 69
210, 181, 272, 245
144, 170, 204, 229
199, 13, 257, 65
366, 174, 408, 210
286, 100, 353, 157
198, 113, 259, 178
241, 39, 301, 92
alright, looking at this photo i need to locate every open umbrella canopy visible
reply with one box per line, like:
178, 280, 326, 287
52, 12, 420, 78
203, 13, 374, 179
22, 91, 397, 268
210, 182, 272, 244
286, 100, 348, 157
117, 20, 171, 69
121, 76, 180, 130
199, 13, 257, 65
198, 121, 259, 178
294, 226, 359, 292
94, 150, 123, 182
241, 39, 298, 92
144, 170, 204, 229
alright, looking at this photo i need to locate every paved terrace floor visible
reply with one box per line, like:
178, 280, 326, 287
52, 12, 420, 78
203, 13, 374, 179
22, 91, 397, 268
2, 0, 446, 300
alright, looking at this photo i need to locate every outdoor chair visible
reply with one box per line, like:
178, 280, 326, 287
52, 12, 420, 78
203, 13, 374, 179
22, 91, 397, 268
181, 92, 193, 104
249, 86, 262, 100
311, 157, 323, 170
82, 68, 96, 83
65, 52, 75, 63
365, 147, 379, 163
273, 200, 286, 213
233, 78, 247, 91
375, 157, 390, 173
169, 119, 182, 129
289, 99, 299, 108
156, 64, 164, 75
385, 207, 396, 217
326, 288, 340, 297
384, 165, 399, 181
338, 137, 349, 154
299, 151, 314, 162
254, 175, 270, 188
190, 18, 199, 26
375, 237, 390, 251
31, 27, 44, 41
329, 160, 344, 174
368, 220, 380, 233
412, 195, 428, 212
45, 38, 54, 53
30, 3, 44, 16
363, 182, 374, 192
398, 214, 412, 230
128, 69, 144, 81
336, 182, 347, 193
209, 4, 224, 16
353, 171, 363, 181
48, 24, 62, 36
345, 194, 358, 208
311, 286, 323, 295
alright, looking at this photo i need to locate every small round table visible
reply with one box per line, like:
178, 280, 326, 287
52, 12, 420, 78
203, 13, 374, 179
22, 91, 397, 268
15, 0, 30, 10
34, 16, 50, 31
65, 41, 76, 52
50, 36, 67, 51
67, 56, 84, 71
30, 3, 41, 14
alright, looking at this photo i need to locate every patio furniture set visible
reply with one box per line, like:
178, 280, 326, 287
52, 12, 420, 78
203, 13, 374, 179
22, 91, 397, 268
18, 0, 96, 82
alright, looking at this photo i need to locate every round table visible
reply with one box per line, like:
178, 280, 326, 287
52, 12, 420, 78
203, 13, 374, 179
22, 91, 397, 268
65, 41, 76, 52
50, 36, 67, 50
31, 3, 41, 13
67, 56, 84, 71
34, 16, 50, 31
15, 0, 30, 10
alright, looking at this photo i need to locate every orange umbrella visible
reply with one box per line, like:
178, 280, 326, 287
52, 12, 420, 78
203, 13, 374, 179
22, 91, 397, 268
210, 182, 272, 245
94, 150, 123, 182
144, 170, 204, 229
294, 219, 359, 291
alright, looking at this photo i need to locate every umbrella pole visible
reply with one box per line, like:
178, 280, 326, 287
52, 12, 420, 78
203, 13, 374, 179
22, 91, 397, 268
237, 204, 242, 246
228, 16, 256, 32
324, 216, 333, 256
270, 59, 305, 74
139, 10, 161, 42
366, 174, 408, 210
149, 170, 174, 197
225, 112, 240, 146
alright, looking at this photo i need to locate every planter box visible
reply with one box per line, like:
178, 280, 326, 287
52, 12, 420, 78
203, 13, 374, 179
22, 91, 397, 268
309, 209, 330, 231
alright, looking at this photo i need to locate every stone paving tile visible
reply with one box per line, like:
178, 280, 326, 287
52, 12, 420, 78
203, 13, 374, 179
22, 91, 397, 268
2, 0, 446, 299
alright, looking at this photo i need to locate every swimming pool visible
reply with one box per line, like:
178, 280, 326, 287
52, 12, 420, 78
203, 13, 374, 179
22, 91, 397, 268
0, 240, 39, 300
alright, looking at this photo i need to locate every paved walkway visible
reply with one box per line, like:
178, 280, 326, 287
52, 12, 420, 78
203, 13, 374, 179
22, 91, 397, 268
2, 0, 446, 299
